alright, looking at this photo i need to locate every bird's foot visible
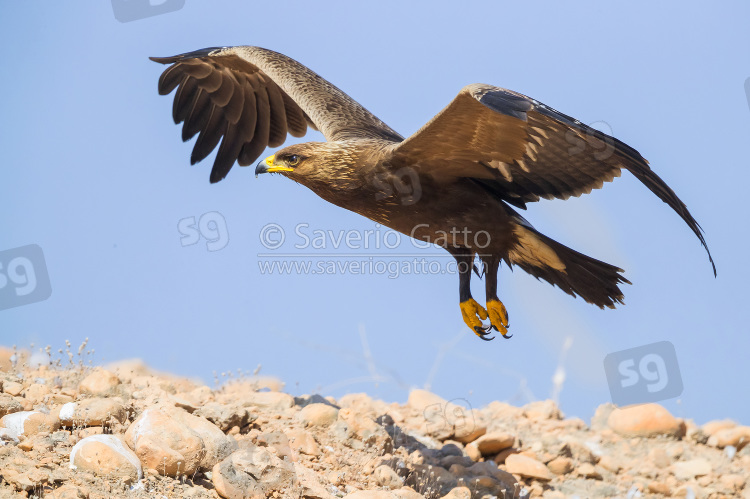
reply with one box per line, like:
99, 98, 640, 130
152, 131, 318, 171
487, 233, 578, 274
486, 299, 511, 339
460, 299, 494, 341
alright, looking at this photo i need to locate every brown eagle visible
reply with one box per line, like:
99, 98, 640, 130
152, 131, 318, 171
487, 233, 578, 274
151, 46, 715, 341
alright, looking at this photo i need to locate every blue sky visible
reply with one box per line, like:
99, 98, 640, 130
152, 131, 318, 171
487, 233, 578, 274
2, 1, 748, 425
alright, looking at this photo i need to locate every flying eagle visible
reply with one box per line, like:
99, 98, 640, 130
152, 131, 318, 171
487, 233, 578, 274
151, 46, 715, 340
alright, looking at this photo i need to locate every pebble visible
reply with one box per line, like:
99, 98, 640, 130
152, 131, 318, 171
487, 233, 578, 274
522, 400, 562, 420
0, 393, 22, 417
547, 456, 574, 475
58, 397, 128, 428
212, 446, 295, 499
607, 403, 685, 438
707, 425, 750, 449
78, 369, 121, 397
504, 454, 554, 481
0, 410, 59, 438
670, 458, 712, 480
69, 434, 141, 484
466, 431, 514, 457
3, 381, 23, 397
299, 403, 339, 427
374, 464, 404, 489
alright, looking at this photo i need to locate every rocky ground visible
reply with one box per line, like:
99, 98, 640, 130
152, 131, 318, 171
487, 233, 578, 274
0, 345, 748, 499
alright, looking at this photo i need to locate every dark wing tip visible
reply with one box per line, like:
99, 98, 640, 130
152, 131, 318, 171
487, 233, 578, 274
478, 89, 533, 121
149, 47, 230, 65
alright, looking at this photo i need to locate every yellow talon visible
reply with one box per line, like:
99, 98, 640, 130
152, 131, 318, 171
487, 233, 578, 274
486, 299, 510, 337
460, 299, 488, 336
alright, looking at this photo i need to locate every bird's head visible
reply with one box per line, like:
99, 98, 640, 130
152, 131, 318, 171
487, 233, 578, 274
254, 142, 367, 190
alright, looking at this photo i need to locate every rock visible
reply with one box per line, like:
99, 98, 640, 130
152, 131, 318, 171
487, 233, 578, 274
0, 410, 59, 438
299, 403, 339, 427
70, 434, 142, 484
719, 473, 746, 492
607, 404, 685, 438
707, 425, 750, 449
547, 456, 574, 475
125, 406, 236, 476
702, 419, 736, 435
374, 465, 404, 489
22, 383, 50, 404
648, 447, 671, 468
125, 408, 204, 476
597, 455, 621, 473
493, 447, 520, 465
407, 389, 486, 442
440, 487, 472, 499
336, 408, 391, 448
49, 484, 89, 498
0, 393, 22, 417
575, 462, 602, 479
286, 428, 320, 456
294, 393, 338, 408
257, 431, 294, 460
212, 446, 296, 499
648, 481, 671, 495
392, 488, 425, 499
523, 400, 562, 420
3, 381, 24, 397
236, 391, 294, 411
590, 403, 616, 430
466, 431, 514, 457
195, 401, 255, 431
504, 454, 554, 481
671, 458, 712, 480
78, 369, 120, 396
58, 397, 128, 428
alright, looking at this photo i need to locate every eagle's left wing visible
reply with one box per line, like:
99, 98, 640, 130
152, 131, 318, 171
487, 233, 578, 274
391, 84, 715, 275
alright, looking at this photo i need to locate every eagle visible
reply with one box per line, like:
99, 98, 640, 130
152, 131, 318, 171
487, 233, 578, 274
151, 46, 715, 341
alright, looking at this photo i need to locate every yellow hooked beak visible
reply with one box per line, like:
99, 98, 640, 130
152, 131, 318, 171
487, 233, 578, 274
255, 154, 294, 176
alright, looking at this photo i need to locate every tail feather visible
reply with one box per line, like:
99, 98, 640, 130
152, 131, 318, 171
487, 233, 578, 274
506, 225, 630, 309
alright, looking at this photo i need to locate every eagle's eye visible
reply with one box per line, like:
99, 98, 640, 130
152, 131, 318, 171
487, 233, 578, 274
286, 155, 301, 167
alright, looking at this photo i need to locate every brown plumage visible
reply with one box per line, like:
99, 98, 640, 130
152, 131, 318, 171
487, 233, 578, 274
151, 46, 715, 340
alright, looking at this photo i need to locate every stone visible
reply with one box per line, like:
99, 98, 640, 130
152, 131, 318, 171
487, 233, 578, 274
648, 447, 671, 468
440, 487, 472, 499
22, 383, 50, 404
547, 456, 574, 475
49, 484, 89, 498
707, 425, 750, 449
590, 403, 616, 430
648, 481, 671, 495
257, 431, 294, 460
70, 434, 142, 484
212, 446, 296, 499
125, 407, 205, 476
286, 428, 320, 456
670, 458, 712, 480
239, 391, 294, 410
702, 419, 736, 435
0, 393, 22, 417
575, 462, 602, 479
392, 488, 425, 499
58, 397, 128, 428
504, 454, 554, 481
407, 389, 486, 442
374, 465, 404, 489
607, 404, 685, 438
336, 408, 391, 447
466, 431, 514, 457
78, 369, 120, 396
493, 447, 520, 465
0, 410, 59, 438
195, 402, 255, 432
125, 406, 236, 476
522, 400, 562, 420
299, 403, 339, 427
597, 455, 621, 473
